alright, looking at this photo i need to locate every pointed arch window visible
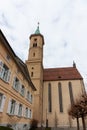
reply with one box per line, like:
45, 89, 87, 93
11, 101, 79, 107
48, 83, 52, 112
68, 82, 74, 104
58, 82, 63, 112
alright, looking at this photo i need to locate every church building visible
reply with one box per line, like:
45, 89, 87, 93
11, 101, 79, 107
0, 25, 85, 129
26, 25, 85, 127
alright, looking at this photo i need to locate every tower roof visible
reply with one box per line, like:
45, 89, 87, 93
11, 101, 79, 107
35, 26, 40, 34
29, 23, 45, 45
35, 22, 40, 34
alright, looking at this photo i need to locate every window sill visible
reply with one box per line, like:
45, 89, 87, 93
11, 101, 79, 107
17, 115, 22, 118
0, 77, 9, 84
12, 87, 19, 92
7, 113, 15, 116
20, 93, 24, 97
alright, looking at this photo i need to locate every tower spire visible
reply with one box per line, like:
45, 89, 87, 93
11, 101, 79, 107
35, 22, 40, 34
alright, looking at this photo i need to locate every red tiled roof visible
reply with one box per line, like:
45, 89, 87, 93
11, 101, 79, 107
43, 67, 83, 81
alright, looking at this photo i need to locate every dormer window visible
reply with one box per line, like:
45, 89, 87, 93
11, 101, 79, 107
33, 43, 37, 47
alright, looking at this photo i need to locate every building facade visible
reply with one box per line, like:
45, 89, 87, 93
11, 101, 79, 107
0, 30, 36, 130
0, 26, 85, 129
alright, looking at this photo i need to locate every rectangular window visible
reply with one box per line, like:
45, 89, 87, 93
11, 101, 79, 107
27, 91, 30, 101
27, 91, 32, 103
20, 85, 25, 96
48, 83, 52, 112
13, 77, 20, 91
25, 107, 28, 118
58, 83, 63, 112
30, 109, 32, 118
0, 93, 3, 108
10, 100, 16, 115
0, 93, 6, 112
18, 104, 22, 116
0, 61, 11, 82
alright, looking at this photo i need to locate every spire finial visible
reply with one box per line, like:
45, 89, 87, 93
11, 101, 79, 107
35, 22, 40, 34
38, 22, 40, 27
73, 61, 76, 68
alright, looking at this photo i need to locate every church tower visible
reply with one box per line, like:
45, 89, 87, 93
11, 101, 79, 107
26, 24, 44, 125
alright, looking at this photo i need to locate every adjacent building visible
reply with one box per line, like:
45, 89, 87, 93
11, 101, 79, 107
0, 30, 36, 130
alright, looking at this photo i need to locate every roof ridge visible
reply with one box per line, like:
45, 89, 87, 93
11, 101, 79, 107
44, 66, 75, 70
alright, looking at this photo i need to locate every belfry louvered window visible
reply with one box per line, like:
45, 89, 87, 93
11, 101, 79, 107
33, 43, 37, 47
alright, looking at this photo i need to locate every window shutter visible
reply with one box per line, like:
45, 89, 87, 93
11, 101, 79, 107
0, 67, 5, 79
23, 87, 25, 96
24, 88, 27, 98
15, 102, 19, 115
13, 77, 16, 89
0, 60, 3, 66
0, 95, 6, 112
25, 89, 28, 99
0, 60, 3, 78
29, 93, 31, 102
28, 108, 30, 118
30, 109, 32, 118
30, 109, 32, 119
18, 82, 21, 93
7, 99, 11, 114
31, 94, 33, 103
23, 105, 26, 117
6, 70, 11, 83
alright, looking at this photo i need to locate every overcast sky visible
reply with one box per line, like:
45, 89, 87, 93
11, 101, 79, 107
0, 0, 87, 89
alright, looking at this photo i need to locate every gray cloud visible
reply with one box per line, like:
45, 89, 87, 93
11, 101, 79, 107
0, 0, 87, 90
0, 13, 13, 28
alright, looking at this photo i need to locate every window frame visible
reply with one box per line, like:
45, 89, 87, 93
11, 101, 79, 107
18, 104, 22, 117
0, 61, 11, 83
9, 99, 16, 115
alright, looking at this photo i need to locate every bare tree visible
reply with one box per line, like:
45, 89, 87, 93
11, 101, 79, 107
68, 92, 87, 130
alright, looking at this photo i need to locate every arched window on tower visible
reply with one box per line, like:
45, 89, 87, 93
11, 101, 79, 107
33, 43, 37, 47
58, 82, 63, 112
33, 52, 35, 57
31, 72, 33, 77
68, 82, 74, 105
